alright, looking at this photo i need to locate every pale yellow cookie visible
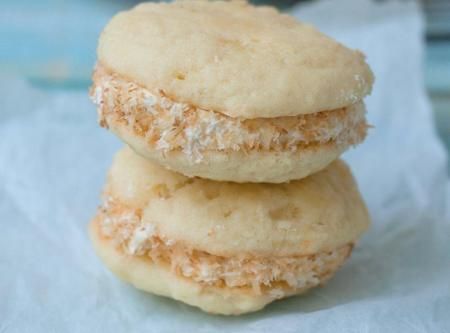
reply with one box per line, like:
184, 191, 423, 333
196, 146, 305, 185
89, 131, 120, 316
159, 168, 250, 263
96, 0, 373, 118
90, 0, 373, 183
89, 147, 370, 315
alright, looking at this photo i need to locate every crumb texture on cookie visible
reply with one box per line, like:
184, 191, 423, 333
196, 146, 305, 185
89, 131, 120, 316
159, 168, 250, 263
107, 147, 370, 256
98, 0, 374, 118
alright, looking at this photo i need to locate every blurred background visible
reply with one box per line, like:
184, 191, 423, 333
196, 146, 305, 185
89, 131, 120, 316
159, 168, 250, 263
0, 0, 449, 152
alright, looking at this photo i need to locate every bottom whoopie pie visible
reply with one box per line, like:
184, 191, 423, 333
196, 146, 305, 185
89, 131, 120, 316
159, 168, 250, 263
89, 147, 369, 315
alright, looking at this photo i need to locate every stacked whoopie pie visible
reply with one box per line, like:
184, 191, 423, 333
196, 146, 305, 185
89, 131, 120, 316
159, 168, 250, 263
89, 0, 374, 315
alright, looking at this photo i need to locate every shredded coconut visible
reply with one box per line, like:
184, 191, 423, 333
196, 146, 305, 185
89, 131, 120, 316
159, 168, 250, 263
128, 224, 156, 255
90, 65, 368, 163
93, 86, 103, 105
96, 195, 353, 296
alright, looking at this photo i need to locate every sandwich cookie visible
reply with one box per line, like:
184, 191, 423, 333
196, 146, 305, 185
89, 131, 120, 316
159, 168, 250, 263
89, 147, 370, 315
90, 0, 373, 183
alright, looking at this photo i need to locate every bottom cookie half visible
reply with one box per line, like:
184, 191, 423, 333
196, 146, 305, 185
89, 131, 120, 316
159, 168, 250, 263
89, 217, 353, 315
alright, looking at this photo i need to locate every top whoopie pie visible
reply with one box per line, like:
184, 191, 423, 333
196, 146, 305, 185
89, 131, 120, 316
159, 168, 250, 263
90, 0, 374, 183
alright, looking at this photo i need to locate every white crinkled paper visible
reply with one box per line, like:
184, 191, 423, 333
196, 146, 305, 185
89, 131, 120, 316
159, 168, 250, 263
0, 0, 449, 332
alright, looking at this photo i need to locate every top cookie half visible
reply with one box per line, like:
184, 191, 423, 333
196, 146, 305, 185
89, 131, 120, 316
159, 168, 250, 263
97, 0, 373, 118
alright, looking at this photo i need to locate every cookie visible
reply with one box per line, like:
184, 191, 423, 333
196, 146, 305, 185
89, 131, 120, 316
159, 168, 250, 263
90, 1, 373, 182
89, 147, 370, 314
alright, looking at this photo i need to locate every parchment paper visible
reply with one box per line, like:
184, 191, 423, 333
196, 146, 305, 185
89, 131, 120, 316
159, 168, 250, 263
1, 0, 449, 332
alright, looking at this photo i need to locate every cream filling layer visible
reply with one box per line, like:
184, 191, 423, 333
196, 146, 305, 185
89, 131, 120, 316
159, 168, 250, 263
90, 65, 368, 162
96, 194, 353, 296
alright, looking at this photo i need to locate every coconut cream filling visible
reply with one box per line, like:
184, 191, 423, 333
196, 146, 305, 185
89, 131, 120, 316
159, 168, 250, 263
96, 194, 353, 296
90, 65, 368, 162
